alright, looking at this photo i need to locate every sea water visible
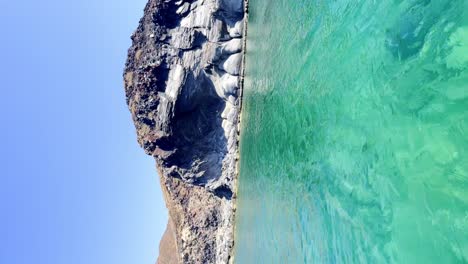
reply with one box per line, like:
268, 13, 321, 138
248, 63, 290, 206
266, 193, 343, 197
234, 0, 468, 263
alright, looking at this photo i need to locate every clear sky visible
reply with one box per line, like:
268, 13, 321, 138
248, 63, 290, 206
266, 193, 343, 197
0, 0, 168, 263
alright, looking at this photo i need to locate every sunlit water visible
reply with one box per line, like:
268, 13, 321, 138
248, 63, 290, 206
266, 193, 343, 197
234, 0, 468, 263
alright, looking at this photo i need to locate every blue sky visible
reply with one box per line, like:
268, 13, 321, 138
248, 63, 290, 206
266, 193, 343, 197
0, 0, 168, 263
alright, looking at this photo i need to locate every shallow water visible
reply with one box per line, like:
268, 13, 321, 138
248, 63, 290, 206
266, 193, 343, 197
234, 0, 468, 263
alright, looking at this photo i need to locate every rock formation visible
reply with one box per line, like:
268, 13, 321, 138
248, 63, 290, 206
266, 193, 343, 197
123, 0, 248, 263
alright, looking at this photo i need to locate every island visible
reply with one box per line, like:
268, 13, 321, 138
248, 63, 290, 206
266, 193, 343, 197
123, 0, 249, 263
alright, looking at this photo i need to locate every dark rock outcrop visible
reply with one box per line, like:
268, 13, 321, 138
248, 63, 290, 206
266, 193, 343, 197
123, 0, 248, 263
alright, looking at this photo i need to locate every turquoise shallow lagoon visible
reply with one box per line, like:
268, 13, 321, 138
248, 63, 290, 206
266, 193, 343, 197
234, 0, 468, 263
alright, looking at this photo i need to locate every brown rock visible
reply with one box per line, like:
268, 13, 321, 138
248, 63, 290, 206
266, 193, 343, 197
156, 217, 178, 264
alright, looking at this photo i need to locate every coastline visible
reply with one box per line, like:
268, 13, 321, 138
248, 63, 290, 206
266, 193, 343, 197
123, 0, 250, 262
230, 0, 249, 262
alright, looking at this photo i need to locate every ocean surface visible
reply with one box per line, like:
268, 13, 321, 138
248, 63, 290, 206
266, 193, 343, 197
234, 0, 468, 263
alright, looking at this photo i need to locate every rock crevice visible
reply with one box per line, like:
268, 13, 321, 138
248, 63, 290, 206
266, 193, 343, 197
123, 0, 248, 263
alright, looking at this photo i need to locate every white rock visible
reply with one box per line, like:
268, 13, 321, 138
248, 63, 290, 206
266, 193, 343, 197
221, 102, 233, 119
228, 20, 243, 37
207, 19, 225, 42
176, 2, 190, 15
180, 5, 212, 28
220, 53, 242, 75
221, 39, 242, 54
227, 95, 236, 105
165, 64, 185, 99
215, 74, 238, 99
222, 119, 233, 133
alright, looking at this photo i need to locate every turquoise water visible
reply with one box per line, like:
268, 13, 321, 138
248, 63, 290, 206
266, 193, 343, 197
234, 0, 468, 263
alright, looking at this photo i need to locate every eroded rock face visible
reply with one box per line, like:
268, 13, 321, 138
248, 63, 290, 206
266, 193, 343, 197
123, 0, 247, 263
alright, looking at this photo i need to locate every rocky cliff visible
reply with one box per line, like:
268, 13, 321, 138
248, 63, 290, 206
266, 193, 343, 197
123, 0, 248, 263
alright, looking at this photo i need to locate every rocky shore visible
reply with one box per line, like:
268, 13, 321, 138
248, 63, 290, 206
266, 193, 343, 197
123, 0, 248, 263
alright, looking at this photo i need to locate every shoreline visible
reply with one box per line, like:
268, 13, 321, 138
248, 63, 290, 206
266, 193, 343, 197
230, 0, 250, 262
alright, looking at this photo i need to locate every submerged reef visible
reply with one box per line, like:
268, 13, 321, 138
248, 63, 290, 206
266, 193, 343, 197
123, 0, 248, 263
